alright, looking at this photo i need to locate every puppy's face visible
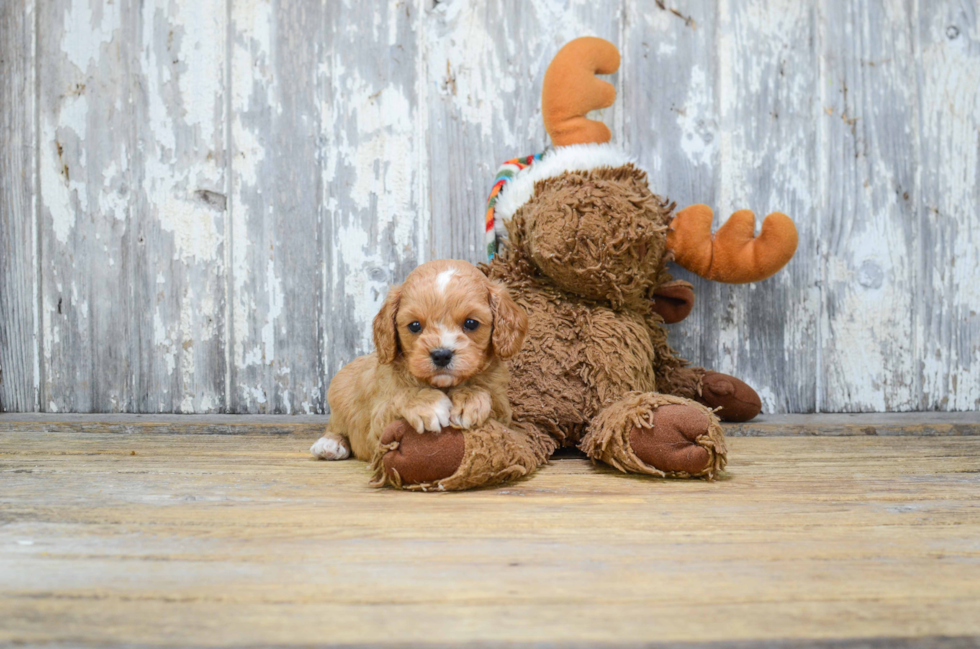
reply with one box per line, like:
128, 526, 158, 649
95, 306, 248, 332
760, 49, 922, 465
373, 261, 527, 388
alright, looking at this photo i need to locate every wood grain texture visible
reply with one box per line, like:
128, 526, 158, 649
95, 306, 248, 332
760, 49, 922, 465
0, 0, 37, 413
820, 0, 918, 412
320, 0, 426, 386
624, 0, 718, 371
708, 0, 820, 414
1, 411, 978, 437
425, 0, 621, 262
35, 0, 228, 413
916, 1, 980, 410
37, 0, 137, 412
2, 1, 979, 413
135, 0, 229, 413
1, 428, 979, 645
229, 0, 323, 413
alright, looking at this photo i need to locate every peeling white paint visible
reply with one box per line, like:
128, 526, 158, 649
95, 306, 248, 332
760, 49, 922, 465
348, 87, 415, 212
756, 386, 778, 415
141, 1, 225, 264
174, 2, 224, 146
157, 193, 222, 262
332, 222, 387, 354
154, 309, 177, 377
676, 65, 715, 168
426, 0, 613, 149
917, 5, 980, 410
261, 259, 283, 365
19, 0, 978, 415
61, 0, 119, 71
815, 0, 921, 411
230, 0, 273, 382
42, 94, 88, 245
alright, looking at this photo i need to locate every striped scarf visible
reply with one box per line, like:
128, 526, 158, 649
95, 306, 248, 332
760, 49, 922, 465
485, 153, 543, 260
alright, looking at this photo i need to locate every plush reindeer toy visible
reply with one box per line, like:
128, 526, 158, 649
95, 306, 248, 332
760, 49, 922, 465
373, 37, 798, 491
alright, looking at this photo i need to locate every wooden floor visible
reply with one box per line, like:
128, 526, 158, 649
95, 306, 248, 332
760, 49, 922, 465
1, 416, 980, 648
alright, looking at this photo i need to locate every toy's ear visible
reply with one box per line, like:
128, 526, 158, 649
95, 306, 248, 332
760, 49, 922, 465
489, 282, 528, 359
667, 205, 798, 284
372, 285, 401, 364
542, 36, 620, 147
651, 280, 695, 324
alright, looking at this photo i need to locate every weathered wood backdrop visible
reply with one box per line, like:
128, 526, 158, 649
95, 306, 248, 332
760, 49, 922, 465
1, 0, 978, 414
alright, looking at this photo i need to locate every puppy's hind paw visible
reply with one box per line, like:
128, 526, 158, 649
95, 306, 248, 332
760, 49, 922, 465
310, 436, 351, 460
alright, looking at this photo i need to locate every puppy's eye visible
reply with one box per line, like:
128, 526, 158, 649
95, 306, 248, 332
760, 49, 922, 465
463, 319, 480, 331
407, 321, 422, 333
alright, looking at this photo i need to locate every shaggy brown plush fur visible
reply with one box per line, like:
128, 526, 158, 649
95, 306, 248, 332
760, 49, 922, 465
475, 163, 730, 483
491, 166, 699, 428
370, 419, 555, 492
356, 35, 791, 491
517, 166, 673, 307
580, 392, 727, 477
356, 164, 762, 491
319, 35, 791, 492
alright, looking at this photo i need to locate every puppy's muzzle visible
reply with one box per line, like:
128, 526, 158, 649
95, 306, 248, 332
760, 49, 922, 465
430, 348, 454, 368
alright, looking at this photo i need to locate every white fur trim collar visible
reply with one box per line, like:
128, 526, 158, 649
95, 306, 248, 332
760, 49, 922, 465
494, 143, 633, 238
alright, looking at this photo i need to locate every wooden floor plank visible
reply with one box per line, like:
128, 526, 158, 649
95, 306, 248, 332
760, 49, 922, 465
1, 430, 978, 647
1, 412, 979, 437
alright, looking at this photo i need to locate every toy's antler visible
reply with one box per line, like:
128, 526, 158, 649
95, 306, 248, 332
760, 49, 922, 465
667, 205, 798, 283
542, 37, 620, 147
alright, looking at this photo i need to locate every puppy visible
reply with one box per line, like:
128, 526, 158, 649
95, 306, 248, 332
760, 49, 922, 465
310, 260, 528, 465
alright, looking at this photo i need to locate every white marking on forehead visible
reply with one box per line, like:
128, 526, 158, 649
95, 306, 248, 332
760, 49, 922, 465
436, 267, 458, 294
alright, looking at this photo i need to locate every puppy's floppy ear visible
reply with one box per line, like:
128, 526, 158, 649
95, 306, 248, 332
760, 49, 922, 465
489, 282, 528, 359
373, 285, 401, 364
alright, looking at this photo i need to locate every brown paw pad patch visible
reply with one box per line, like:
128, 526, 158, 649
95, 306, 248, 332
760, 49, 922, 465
629, 404, 711, 475
381, 420, 465, 485
698, 371, 762, 422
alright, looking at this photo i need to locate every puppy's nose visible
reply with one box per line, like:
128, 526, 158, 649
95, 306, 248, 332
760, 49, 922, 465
430, 348, 454, 368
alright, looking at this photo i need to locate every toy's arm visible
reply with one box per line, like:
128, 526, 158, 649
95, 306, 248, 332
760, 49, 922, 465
650, 280, 695, 324
667, 205, 798, 284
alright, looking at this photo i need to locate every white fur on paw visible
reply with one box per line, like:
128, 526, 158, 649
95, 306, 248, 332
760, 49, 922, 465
310, 437, 350, 460
424, 394, 453, 432
408, 394, 453, 433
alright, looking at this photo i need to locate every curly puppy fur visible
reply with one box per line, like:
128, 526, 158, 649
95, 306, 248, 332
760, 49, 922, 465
312, 260, 533, 490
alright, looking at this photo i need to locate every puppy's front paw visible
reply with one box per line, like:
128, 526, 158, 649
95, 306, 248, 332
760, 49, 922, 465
310, 435, 351, 460
401, 391, 453, 433
449, 390, 492, 429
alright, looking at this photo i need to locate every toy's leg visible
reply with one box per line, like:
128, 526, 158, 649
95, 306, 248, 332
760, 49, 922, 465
580, 392, 727, 479
371, 419, 555, 492
667, 366, 761, 422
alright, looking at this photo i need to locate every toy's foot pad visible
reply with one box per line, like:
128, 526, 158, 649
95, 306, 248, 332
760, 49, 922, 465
629, 404, 712, 474
695, 371, 762, 422
380, 420, 464, 485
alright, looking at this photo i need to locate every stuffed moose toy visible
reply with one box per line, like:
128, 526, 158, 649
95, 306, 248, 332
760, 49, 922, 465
374, 37, 798, 491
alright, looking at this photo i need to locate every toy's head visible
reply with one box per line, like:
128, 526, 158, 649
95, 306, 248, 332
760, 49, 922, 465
491, 37, 799, 313
506, 163, 673, 308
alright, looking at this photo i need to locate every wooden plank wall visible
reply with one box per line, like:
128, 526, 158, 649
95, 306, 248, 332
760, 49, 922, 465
1, 0, 978, 414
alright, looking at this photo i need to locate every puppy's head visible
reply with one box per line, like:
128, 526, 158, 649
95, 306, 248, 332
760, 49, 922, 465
372, 260, 527, 388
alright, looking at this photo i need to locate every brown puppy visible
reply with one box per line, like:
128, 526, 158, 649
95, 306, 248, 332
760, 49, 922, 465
310, 260, 527, 466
